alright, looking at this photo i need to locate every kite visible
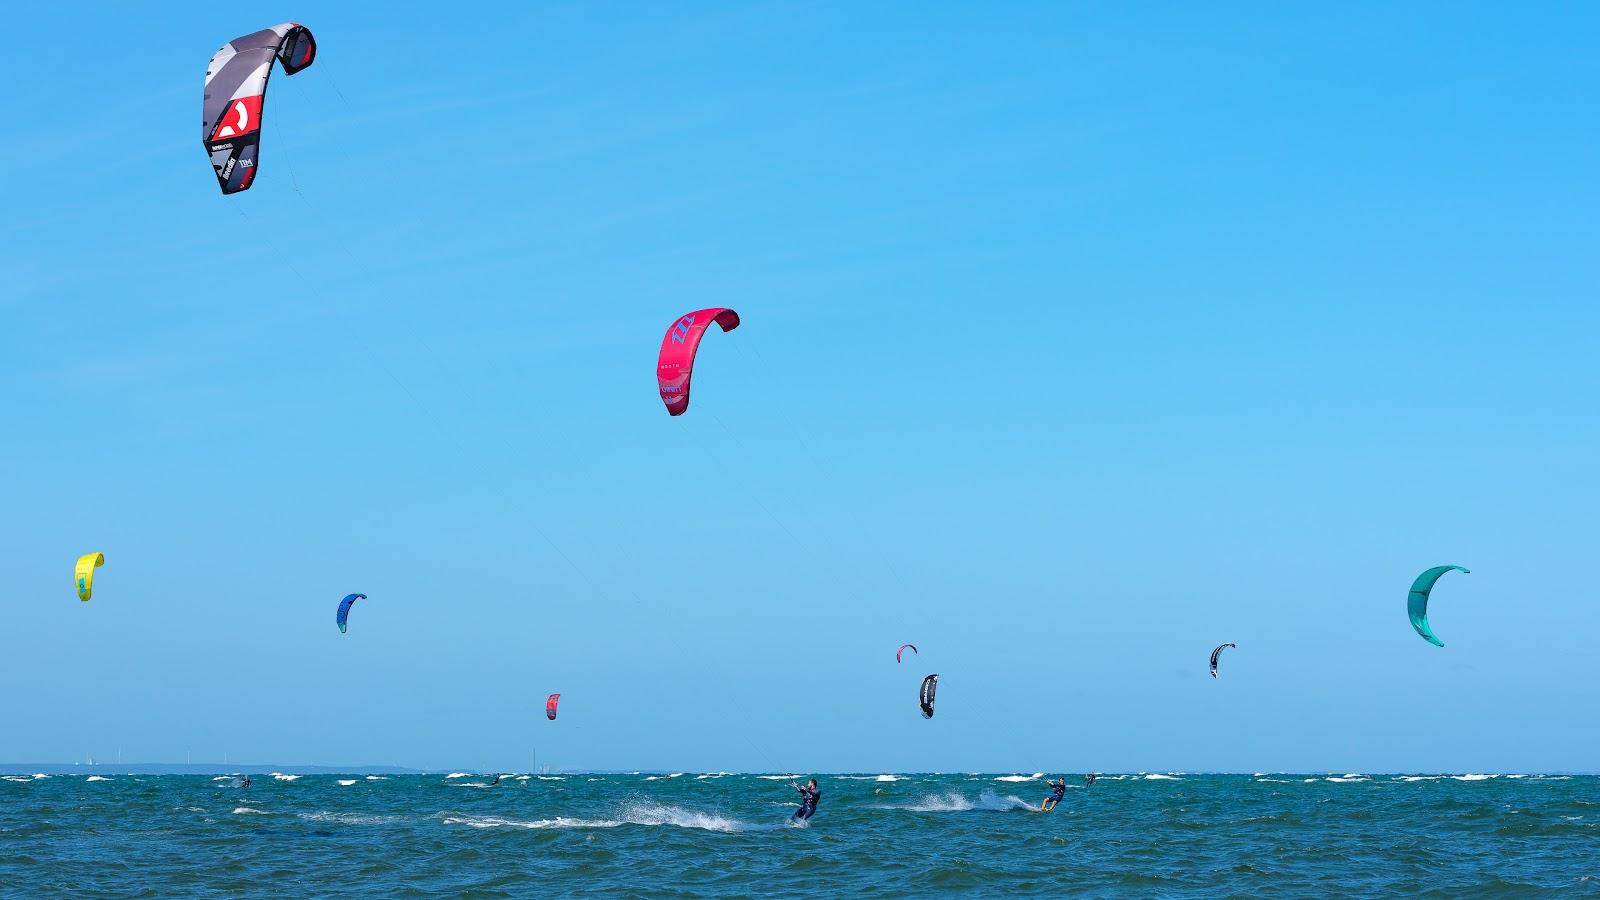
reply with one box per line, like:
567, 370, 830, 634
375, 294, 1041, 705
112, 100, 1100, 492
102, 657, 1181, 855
546, 693, 561, 721
74, 552, 105, 601
656, 308, 740, 416
1209, 642, 1235, 678
896, 643, 918, 663
336, 593, 365, 634
919, 674, 939, 719
203, 23, 317, 194
1408, 565, 1469, 647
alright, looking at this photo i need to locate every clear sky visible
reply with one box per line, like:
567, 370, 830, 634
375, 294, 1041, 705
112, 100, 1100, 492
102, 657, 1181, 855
3, 2, 1597, 774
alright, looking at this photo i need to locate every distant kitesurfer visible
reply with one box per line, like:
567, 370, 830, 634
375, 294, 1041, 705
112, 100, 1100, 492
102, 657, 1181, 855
1085, 772, 1097, 787
490, 774, 501, 786
792, 778, 821, 821
1041, 776, 1067, 811
241, 774, 251, 789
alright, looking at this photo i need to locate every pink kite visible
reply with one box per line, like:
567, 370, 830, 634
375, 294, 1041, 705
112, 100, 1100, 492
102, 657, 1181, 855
657, 308, 740, 416
896, 643, 918, 663
545, 693, 561, 721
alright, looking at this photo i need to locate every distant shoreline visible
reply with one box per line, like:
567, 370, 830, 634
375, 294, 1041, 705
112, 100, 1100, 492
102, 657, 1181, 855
3, 766, 1595, 777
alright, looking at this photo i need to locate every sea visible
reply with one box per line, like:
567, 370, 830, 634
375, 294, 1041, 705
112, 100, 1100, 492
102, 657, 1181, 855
2, 772, 1597, 897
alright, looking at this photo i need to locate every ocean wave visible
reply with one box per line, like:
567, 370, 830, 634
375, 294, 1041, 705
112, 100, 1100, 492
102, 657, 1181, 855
1325, 776, 1369, 783
211, 776, 233, 782
537, 775, 564, 781
696, 772, 734, 780
1144, 774, 1180, 780
1454, 774, 1497, 781
875, 775, 900, 782
757, 775, 802, 780
232, 807, 269, 816
2, 776, 32, 783
1396, 776, 1444, 782
32, 774, 50, 779
336, 780, 357, 786
879, 790, 1036, 813
643, 773, 685, 781
445, 814, 618, 830
446, 773, 471, 779
300, 811, 397, 825
365, 776, 387, 781
270, 774, 300, 782
994, 774, 1042, 783
1255, 778, 1293, 783
85, 776, 110, 782
444, 801, 765, 833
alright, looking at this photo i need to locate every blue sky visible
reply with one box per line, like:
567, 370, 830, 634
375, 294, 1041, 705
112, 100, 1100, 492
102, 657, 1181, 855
2, 2, 1597, 774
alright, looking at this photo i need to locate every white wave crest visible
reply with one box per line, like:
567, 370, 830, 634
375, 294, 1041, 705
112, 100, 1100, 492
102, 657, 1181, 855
211, 776, 232, 782
875, 775, 900, 782
537, 775, 564, 781
271, 773, 300, 782
1325, 776, 1368, 783
446, 773, 471, 779
444, 801, 764, 833
365, 776, 387, 781
994, 773, 1043, 783
1144, 774, 1180, 780
883, 790, 1036, 812
300, 811, 397, 825
233, 807, 269, 815
757, 775, 802, 780
1454, 774, 1497, 781
1396, 775, 1443, 782
336, 780, 357, 786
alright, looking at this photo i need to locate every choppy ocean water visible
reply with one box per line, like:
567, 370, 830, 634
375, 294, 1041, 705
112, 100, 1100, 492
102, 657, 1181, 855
2, 772, 1597, 897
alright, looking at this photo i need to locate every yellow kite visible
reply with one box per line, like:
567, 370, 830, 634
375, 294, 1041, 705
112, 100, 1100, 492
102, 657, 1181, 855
75, 552, 104, 601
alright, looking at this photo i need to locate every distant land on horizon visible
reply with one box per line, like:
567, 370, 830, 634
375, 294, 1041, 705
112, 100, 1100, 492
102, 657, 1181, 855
3, 765, 1595, 777
0, 762, 432, 775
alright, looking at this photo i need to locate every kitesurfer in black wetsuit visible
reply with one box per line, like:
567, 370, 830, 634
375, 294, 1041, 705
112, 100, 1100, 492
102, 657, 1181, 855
1085, 772, 1097, 787
241, 774, 251, 789
490, 774, 501, 786
792, 779, 820, 821
1041, 777, 1067, 811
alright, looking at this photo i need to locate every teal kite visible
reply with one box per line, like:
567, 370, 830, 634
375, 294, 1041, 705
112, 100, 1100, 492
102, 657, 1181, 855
1407, 565, 1469, 647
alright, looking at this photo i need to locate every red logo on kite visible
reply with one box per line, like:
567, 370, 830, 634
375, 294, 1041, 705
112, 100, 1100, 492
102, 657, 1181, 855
212, 95, 264, 141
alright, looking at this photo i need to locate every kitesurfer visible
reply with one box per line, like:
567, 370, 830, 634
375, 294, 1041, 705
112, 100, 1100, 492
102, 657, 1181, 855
241, 774, 251, 789
792, 778, 821, 821
490, 774, 501, 786
1041, 776, 1067, 811
1085, 772, 1097, 787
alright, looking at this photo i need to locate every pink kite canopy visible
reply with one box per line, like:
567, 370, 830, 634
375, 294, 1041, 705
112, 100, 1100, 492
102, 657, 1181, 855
657, 308, 740, 416
545, 693, 561, 721
896, 643, 918, 663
